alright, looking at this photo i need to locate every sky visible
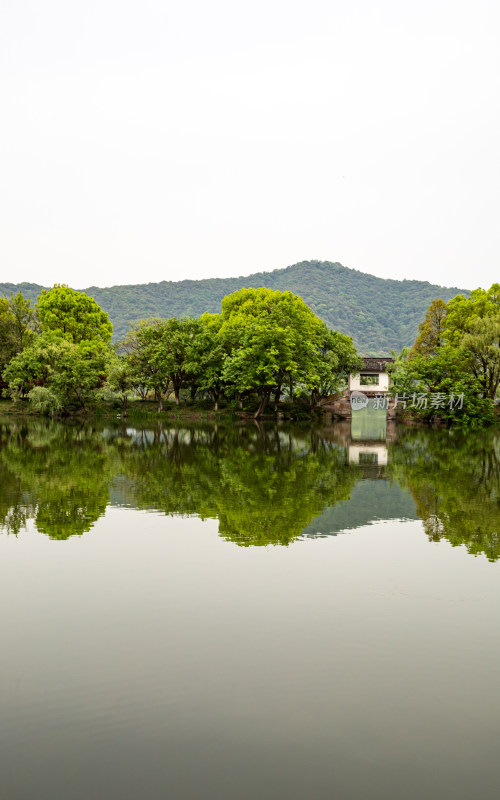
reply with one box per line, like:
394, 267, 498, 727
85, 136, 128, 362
1, 0, 499, 291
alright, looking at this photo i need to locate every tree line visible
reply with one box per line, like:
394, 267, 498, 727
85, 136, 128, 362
0, 284, 362, 418
389, 283, 500, 427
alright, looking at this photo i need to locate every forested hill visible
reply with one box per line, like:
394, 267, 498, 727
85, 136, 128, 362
1, 261, 466, 353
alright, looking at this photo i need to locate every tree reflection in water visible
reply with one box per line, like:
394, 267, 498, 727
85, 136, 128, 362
0, 418, 498, 558
0, 420, 113, 539
389, 427, 500, 561
121, 425, 357, 546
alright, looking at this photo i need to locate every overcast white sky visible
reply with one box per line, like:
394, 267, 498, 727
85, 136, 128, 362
1, 0, 499, 290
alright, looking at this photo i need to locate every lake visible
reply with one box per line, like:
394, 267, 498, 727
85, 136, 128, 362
1, 416, 499, 799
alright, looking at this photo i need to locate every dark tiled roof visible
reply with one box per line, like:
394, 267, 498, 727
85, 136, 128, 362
361, 357, 394, 372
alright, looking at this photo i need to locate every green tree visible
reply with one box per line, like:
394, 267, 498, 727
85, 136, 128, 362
0, 297, 15, 381
3, 334, 108, 411
412, 298, 447, 356
121, 318, 201, 410
104, 353, 136, 414
389, 345, 495, 428
3, 332, 58, 398
461, 315, 500, 400
192, 313, 227, 410
389, 284, 500, 427
121, 319, 173, 411
444, 283, 500, 345
0, 292, 38, 383
310, 325, 363, 403
37, 284, 113, 344
154, 317, 201, 406
220, 288, 326, 418
49, 339, 108, 410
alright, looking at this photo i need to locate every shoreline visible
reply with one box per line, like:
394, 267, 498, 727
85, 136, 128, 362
1, 398, 498, 428
0, 398, 322, 425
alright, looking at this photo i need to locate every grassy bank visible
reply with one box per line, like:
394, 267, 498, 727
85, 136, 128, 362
0, 396, 322, 424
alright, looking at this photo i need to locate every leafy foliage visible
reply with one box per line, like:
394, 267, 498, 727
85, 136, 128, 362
117, 289, 359, 417
103, 353, 136, 413
314, 327, 364, 398
390, 283, 500, 427
27, 386, 63, 416
220, 288, 327, 415
37, 284, 113, 344
192, 313, 228, 409
461, 315, 500, 400
413, 298, 447, 356
3, 333, 108, 411
389, 346, 496, 428
121, 317, 202, 409
0, 292, 38, 377
444, 283, 500, 345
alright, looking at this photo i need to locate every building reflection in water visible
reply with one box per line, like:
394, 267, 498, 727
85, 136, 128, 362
348, 443, 388, 466
348, 399, 390, 467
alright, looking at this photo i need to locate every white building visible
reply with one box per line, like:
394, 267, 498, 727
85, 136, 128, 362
348, 357, 394, 395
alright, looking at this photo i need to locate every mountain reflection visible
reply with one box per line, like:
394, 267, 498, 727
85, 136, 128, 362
0, 418, 498, 559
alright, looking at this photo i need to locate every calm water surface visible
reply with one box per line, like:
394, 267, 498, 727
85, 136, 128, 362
0, 417, 499, 799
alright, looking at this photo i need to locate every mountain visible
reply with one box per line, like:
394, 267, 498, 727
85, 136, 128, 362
0, 260, 466, 353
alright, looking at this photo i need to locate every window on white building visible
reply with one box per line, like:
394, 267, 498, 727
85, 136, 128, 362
360, 373, 379, 386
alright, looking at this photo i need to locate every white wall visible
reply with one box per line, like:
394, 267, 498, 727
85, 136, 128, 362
349, 372, 390, 392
